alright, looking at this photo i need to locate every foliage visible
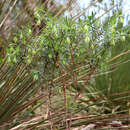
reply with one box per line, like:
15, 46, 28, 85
6, 8, 124, 82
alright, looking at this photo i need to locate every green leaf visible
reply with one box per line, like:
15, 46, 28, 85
85, 36, 90, 42
34, 11, 40, 19
66, 37, 71, 44
32, 49, 36, 55
20, 32, 23, 39
97, 55, 101, 60
23, 39, 26, 44
55, 44, 59, 51
13, 37, 17, 43
67, 96, 72, 112
0, 56, 3, 63
28, 28, 32, 35
90, 44, 94, 49
37, 19, 41, 25
27, 58, 31, 64
34, 74, 38, 80
120, 17, 124, 23
15, 46, 20, 54
7, 57, 11, 63
62, 60, 66, 65
121, 36, 125, 42
13, 56, 17, 63
111, 40, 115, 46
48, 53, 52, 59
84, 25, 89, 32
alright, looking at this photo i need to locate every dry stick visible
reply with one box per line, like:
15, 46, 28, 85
70, 114, 130, 128
92, 68, 117, 78
105, 59, 130, 73
67, 43, 77, 130
66, 56, 95, 127
20, 109, 66, 129
63, 48, 98, 98
74, 65, 97, 101
9, 0, 52, 49
51, 49, 92, 86
55, 43, 95, 84
0, 0, 18, 29
48, 3, 56, 12
44, 0, 54, 8
57, 63, 68, 129
6, 0, 47, 37
54, 45, 76, 129
0, 0, 6, 8
46, 83, 54, 130
79, 90, 130, 104
72, 0, 98, 22
67, 45, 104, 86
45, 85, 49, 119
12, 93, 46, 117
54, 0, 72, 17
108, 50, 130, 62
97, 0, 124, 20
0, 62, 22, 104
0, 77, 35, 121
96, 3, 118, 20
69, 48, 104, 100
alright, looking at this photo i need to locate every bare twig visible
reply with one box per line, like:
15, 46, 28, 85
108, 50, 130, 62
72, 0, 98, 21
0, 0, 18, 29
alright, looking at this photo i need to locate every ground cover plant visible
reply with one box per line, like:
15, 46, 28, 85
0, 0, 130, 129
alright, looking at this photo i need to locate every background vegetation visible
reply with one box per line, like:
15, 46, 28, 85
0, 0, 130, 129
